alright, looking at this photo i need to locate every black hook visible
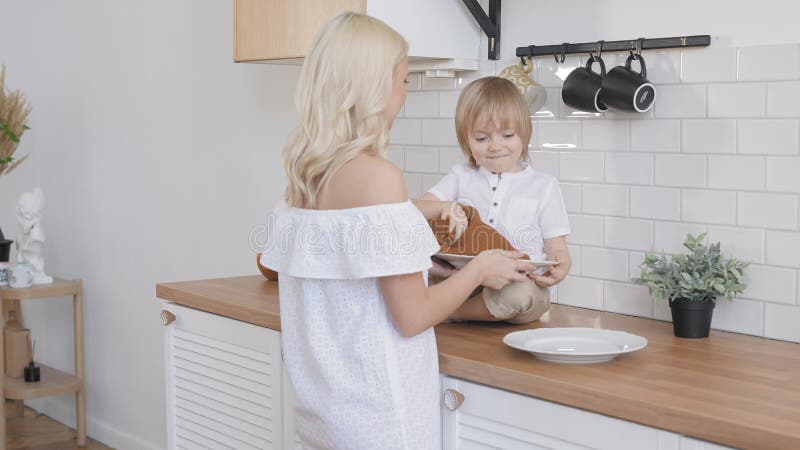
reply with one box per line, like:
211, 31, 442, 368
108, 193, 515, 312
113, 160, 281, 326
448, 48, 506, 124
596, 40, 604, 60
553, 42, 567, 63
521, 45, 533, 67
630, 38, 644, 60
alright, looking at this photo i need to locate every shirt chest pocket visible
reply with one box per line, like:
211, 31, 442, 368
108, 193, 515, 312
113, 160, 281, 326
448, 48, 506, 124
503, 197, 540, 236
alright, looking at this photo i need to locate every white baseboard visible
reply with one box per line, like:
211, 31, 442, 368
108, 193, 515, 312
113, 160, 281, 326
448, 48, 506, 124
25, 398, 164, 450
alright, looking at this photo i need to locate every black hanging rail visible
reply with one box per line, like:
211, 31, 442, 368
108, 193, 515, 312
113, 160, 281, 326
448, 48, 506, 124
516, 35, 711, 60
462, 0, 501, 60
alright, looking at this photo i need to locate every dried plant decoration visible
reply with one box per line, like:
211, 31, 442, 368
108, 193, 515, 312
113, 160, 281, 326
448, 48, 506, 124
0, 64, 32, 178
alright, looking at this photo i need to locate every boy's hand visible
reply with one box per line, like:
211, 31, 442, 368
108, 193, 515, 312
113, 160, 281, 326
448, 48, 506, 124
529, 255, 568, 287
441, 202, 468, 242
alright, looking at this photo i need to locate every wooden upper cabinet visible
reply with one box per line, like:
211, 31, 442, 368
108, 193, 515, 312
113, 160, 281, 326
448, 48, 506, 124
234, 0, 481, 71
234, 0, 366, 62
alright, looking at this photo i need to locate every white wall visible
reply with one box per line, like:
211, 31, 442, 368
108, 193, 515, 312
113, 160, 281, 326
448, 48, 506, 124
393, 0, 800, 343
0, 1, 298, 448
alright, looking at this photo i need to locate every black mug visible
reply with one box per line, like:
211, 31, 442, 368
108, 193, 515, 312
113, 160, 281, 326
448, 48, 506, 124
600, 54, 656, 112
562, 56, 608, 113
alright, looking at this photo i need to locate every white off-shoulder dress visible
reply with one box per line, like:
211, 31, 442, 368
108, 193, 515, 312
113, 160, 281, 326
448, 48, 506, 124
262, 200, 441, 450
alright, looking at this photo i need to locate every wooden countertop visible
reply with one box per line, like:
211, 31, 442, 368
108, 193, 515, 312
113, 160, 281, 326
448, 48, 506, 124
156, 275, 800, 450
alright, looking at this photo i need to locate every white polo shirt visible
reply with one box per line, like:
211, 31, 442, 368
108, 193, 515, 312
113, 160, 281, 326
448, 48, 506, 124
427, 163, 570, 261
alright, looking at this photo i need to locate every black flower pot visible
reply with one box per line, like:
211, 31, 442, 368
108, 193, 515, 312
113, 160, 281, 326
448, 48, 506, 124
669, 298, 715, 338
0, 226, 12, 263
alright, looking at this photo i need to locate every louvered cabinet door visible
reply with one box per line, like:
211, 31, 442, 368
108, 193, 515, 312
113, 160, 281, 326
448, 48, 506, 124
441, 376, 670, 450
163, 303, 285, 450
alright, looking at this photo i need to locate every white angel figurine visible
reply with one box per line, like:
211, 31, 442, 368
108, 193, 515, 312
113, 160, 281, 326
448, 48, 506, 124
16, 187, 53, 284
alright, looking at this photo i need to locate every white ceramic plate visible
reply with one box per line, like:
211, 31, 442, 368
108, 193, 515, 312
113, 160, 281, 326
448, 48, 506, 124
503, 328, 648, 364
434, 253, 557, 269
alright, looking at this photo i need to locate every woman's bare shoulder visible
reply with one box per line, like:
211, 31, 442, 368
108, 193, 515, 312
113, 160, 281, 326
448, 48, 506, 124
319, 154, 408, 209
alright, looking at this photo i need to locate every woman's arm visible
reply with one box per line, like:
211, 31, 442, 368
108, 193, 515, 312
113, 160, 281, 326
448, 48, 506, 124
529, 235, 571, 287
412, 193, 447, 220
361, 160, 534, 337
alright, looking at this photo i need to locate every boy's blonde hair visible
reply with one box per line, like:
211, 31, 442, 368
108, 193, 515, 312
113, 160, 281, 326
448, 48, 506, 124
455, 77, 532, 168
283, 12, 408, 208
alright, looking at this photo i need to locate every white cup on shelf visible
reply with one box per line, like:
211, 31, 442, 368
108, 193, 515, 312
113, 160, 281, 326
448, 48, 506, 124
8, 263, 34, 289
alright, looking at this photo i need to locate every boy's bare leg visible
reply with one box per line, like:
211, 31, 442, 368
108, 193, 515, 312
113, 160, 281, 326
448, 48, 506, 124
448, 291, 501, 322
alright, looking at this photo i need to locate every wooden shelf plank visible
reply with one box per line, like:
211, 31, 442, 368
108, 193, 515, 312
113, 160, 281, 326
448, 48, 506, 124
0, 278, 81, 300
4, 364, 79, 400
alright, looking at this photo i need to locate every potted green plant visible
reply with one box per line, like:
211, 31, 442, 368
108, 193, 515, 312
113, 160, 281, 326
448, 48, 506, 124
0, 65, 32, 262
632, 233, 748, 338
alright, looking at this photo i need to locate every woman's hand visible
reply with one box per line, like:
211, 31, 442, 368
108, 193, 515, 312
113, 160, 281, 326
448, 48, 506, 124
441, 202, 468, 242
471, 250, 535, 290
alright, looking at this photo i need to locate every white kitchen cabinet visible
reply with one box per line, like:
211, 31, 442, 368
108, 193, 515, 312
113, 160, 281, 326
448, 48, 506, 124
440, 376, 735, 450
234, 0, 481, 73
162, 303, 297, 450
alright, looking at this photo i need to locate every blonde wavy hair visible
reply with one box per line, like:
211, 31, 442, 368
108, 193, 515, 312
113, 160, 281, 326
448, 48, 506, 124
283, 12, 408, 208
455, 77, 532, 168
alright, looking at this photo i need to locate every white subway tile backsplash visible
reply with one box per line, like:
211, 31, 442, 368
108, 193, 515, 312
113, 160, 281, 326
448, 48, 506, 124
560, 183, 582, 213
390, 119, 421, 145
737, 192, 798, 230
766, 157, 800, 192
711, 298, 764, 336
567, 214, 604, 246
653, 299, 672, 322
605, 217, 652, 251
538, 121, 581, 149
742, 264, 796, 304
529, 151, 558, 177
394, 42, 800, 344
404, 91, 439, 118
708, 226, 764, 264
681, 189, 737, 224
764, 303, 800, 342
582, 120, 629, 151
681, 47, 737, 83
708, 155, 765, 190
738, 44, 800, 81
404, 146, 439, 173
534, 87, 559, 119
386, 145, 404, 169
645, 50, 681, 85
605, 152, 653, 185
438, 146, 463, 174
630, 120, 681, 153
557, 276, 604, 310
765, 230, 800, 267
707, 83, 766, 118
682, 120, 736, 154
603, 281, 653, 318
536, 55, 582, 88
582, 184, 628, 216
766, 81, 800, 117
654, 154, 707, 188
403, 173, 422, 198
421, 174, 442, 193
654, 221, 708, 254
559, 152, 604, 182
421, 76, 457, 90
581, 247, 628, 281
457, 57, 496, 88
438, 91, 459, 117
421, 119, 457, 146
737, 120, 799, 155
629, 252, 645, 281
630, 186, 681, 220
654, 85, 706, 119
